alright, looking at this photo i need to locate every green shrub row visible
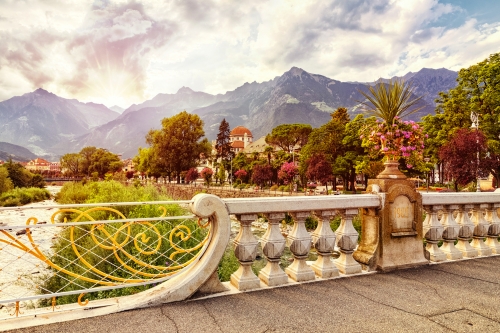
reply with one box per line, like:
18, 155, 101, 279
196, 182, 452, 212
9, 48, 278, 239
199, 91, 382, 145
0, 187, 51, 207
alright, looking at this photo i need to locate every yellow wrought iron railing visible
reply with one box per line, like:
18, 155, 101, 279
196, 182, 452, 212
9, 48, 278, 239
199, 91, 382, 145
0, 200, 211, 317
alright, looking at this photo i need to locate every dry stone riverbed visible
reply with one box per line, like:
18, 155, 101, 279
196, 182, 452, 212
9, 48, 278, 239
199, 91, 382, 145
0, 186, 63, 314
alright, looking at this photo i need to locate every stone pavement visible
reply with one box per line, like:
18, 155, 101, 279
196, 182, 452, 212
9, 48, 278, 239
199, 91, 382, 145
6, 256, 500, 333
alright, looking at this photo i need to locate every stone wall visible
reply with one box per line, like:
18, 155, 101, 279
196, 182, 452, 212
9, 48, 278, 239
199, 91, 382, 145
159, 184, 288, 200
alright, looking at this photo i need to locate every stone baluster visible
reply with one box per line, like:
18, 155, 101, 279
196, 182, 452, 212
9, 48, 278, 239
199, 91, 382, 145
470, 204, 493, 256
439, 205, 462, 260
423, 205, 446, 262
455, 204, 478, 258
334, 208, 362, 274
485, 204, 500, 253
311, 210, 339, 278
230, 214, 260, 291
258, 213, 289, 286
284, 212, 315, 282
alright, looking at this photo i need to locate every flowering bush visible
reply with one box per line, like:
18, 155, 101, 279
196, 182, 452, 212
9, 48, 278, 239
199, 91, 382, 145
278, 162, 298, 184
200, 167, 213, 185
185, 168, 199, 183
234, 169, 247, 181
360, 117, 426, 168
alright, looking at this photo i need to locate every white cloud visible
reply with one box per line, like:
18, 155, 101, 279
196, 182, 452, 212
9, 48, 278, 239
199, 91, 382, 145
0, 0, 499, 107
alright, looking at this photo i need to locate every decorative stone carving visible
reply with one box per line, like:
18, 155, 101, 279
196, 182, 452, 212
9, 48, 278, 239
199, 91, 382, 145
334, 208, 362, 274
363, 178, 427, 271
423, 205, 446, 262
258, 213, 289, 286
439, 205, 462, 260
485, 204, 500, 253
470, 204, 493, 256
285, 212, 315, 282
311, 210, 339, 278
455, 204, 478, 258
230, 214, 260, 291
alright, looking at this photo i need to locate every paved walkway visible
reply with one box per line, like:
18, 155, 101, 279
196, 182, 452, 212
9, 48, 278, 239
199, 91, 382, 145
6, 256, 500, 333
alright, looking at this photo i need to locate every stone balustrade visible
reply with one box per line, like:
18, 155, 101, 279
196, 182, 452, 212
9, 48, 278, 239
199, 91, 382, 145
223, 195, 380, 291
421, 193, 500, 262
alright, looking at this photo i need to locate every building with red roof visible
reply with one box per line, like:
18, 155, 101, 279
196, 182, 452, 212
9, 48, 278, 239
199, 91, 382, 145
230, 126, 253, 153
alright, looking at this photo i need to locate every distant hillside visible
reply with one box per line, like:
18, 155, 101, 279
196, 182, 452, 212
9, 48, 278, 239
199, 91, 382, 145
0, 88, 119, 157
0, 67, 458, 158
0, 142, 37, 162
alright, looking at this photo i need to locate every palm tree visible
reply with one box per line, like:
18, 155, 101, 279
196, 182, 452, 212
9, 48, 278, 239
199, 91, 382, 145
264, 146, 274, 165
358, 79, 424, 125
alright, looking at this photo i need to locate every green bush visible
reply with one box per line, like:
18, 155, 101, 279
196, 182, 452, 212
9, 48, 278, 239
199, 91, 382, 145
270, 185, 278, 191
0, 187, 50, 206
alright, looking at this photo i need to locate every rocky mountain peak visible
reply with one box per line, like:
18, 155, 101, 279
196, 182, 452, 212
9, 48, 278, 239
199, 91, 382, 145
286, 66, 306, 77
32, 88, 57, 99
177, 86, 194, 94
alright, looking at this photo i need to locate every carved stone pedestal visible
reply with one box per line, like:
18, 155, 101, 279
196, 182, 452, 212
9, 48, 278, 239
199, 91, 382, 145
358, 161, 428, 271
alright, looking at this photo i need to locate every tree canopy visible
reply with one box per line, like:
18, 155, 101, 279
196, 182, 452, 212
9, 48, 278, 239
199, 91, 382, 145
265, 123, 312, 153
145, 111, 210, 183
424, 52, 500, 185
60, 147, 122, 178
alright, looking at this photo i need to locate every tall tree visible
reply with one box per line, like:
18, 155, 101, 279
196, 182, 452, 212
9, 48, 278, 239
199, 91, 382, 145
0, 167, 13, 194
215, 118, 233, 162
300, 109, 348, 186
146, 111, 210, 183
214, 119, 233, 184
3, 159, 37, 188
429, 52, 500, 184
60, 153, 83, 177
265, 124, 312, 153
79, 146, 98, 176
306, 154, 332, 193
252, 164, 273, 188
88, 149, 123, 178
439, 128, 490, 191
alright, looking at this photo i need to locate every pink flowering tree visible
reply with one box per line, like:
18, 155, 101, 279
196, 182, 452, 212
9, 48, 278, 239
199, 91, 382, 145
234, 169, 248, 184
278, 162, 298, 190
185, 168, 199, 185
200, 167, 213, 186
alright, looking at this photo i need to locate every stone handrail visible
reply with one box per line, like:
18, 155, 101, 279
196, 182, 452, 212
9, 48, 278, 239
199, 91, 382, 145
221, 194, 380, 290
420, 192, 500, 262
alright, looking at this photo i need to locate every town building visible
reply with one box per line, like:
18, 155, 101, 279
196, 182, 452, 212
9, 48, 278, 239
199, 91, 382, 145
49, 162, 61, 173
25, 158, 51, 172
230, 126, 253, 153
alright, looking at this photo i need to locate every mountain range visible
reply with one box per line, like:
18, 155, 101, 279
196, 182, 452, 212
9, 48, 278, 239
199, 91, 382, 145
0, 67, 458, 159
0, 142, 38, 162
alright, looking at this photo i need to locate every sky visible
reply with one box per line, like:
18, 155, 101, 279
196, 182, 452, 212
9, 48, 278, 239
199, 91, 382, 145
0, 0, 499, 109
